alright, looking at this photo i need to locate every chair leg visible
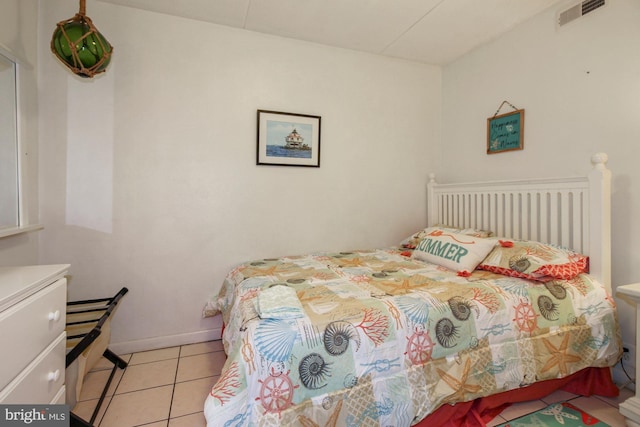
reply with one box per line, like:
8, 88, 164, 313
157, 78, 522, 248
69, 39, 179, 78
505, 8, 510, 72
103, 348, 128, 369
70, 412, 93, 427
70, 349, 128, 427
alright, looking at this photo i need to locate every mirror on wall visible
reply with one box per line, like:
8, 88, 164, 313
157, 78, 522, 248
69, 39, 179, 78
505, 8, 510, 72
0, 51, 19, 230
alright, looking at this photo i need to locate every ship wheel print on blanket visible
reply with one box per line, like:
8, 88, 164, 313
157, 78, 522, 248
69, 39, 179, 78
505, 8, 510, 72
396, 293, 434, 365
405, 324, 434, 365
513, 299, 538, 333
256, 363, 299, 417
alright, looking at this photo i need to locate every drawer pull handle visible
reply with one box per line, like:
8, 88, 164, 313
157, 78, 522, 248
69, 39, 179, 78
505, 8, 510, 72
48, 310, 61, 322
48, 370, 60, 382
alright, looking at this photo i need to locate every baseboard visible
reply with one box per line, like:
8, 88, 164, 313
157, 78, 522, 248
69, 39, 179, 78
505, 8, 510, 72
109, 328, 223, 355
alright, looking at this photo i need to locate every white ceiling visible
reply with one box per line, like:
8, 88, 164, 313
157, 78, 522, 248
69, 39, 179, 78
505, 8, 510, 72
95, 0, 568, 65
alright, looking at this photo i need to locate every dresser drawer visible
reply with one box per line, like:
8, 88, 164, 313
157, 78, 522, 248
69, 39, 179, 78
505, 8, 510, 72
0, 278, 66, 390
0, 332, 66, 404
51, 385, 66, 405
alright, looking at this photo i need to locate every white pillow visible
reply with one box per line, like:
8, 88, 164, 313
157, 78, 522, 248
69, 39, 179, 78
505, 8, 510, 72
401, 225, 493, 248
411, 231, 496, 274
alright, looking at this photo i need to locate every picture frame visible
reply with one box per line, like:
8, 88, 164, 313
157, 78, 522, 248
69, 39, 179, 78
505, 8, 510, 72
487, 109, 524, 154
257, 110, 321, 167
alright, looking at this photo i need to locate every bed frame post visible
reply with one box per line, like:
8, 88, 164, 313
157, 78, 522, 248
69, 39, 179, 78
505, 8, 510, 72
588, 152, 611, 291
427, 173, 438, 227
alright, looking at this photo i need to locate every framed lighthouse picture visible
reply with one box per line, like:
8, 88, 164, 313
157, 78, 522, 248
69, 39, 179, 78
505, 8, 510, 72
257, 110, 321, 167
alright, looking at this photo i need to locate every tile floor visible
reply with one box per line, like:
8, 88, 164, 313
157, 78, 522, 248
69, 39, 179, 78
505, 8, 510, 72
72, 340, 225, 427
73, 340, 633, 427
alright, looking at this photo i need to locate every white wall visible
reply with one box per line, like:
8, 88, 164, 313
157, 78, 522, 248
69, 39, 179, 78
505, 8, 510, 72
38, 0, 441, 352
0, 0, 40, 266
441, 0, 640, 381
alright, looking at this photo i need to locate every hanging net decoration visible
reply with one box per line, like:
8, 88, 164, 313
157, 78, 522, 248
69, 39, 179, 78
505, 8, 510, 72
50, 0, 113, 78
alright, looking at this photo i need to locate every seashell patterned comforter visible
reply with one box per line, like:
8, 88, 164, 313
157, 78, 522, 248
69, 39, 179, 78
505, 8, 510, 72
204, 248, 622, 426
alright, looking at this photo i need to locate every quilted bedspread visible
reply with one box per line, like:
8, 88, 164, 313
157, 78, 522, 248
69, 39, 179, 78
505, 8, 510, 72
204, 248, 621, 426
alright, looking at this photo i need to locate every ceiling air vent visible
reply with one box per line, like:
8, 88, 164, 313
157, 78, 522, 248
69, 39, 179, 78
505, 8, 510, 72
558, 0, 606, 27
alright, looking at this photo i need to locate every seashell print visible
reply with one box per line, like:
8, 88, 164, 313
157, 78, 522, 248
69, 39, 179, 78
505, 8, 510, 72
299, 353, 331, 389
322, 396, 334, 410
372, 272, 388, 278
509, 255, 531, 273
448, 296, 472, 321
537, 295, 559, 320
254, 318, 299, 363
343, 373, 358, 388
435, 318, 459, 348
544, 282, 567, 299
323, 321, 360, 356
395, 295, 429, 324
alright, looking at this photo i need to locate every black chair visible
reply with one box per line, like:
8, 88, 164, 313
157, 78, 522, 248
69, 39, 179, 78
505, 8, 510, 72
65, 287, 128, 427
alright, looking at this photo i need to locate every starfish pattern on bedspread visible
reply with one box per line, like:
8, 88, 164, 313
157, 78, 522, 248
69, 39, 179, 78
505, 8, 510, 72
540, 334, 582, 376
436, 358, 483, 403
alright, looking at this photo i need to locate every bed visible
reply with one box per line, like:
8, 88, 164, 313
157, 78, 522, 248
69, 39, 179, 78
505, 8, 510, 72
203, 153, 621, 426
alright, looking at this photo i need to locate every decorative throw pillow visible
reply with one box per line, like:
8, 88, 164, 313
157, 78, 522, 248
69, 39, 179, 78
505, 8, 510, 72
258, 285, 305, 319
477, 240, 589, 282
401, 225, 493, 249
411, 230, 496, 274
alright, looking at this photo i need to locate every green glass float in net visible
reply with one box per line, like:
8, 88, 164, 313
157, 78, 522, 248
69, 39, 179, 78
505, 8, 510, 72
51, 0, 113, 78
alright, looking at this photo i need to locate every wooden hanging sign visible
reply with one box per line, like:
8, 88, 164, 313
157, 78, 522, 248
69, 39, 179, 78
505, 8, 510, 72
487, 102, 524, 154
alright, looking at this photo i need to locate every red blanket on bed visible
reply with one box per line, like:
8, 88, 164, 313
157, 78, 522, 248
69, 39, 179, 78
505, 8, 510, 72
415, 367, 618, 427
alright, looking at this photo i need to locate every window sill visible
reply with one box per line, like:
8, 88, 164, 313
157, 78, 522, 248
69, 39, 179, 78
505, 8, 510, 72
0, 224, 43, 239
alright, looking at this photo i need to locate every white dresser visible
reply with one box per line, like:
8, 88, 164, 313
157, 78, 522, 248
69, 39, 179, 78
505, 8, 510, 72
0, 264, 69, 404
618, 283, 640, 427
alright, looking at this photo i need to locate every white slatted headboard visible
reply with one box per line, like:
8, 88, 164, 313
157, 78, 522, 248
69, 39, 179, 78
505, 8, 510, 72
427, 153, 611, 292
